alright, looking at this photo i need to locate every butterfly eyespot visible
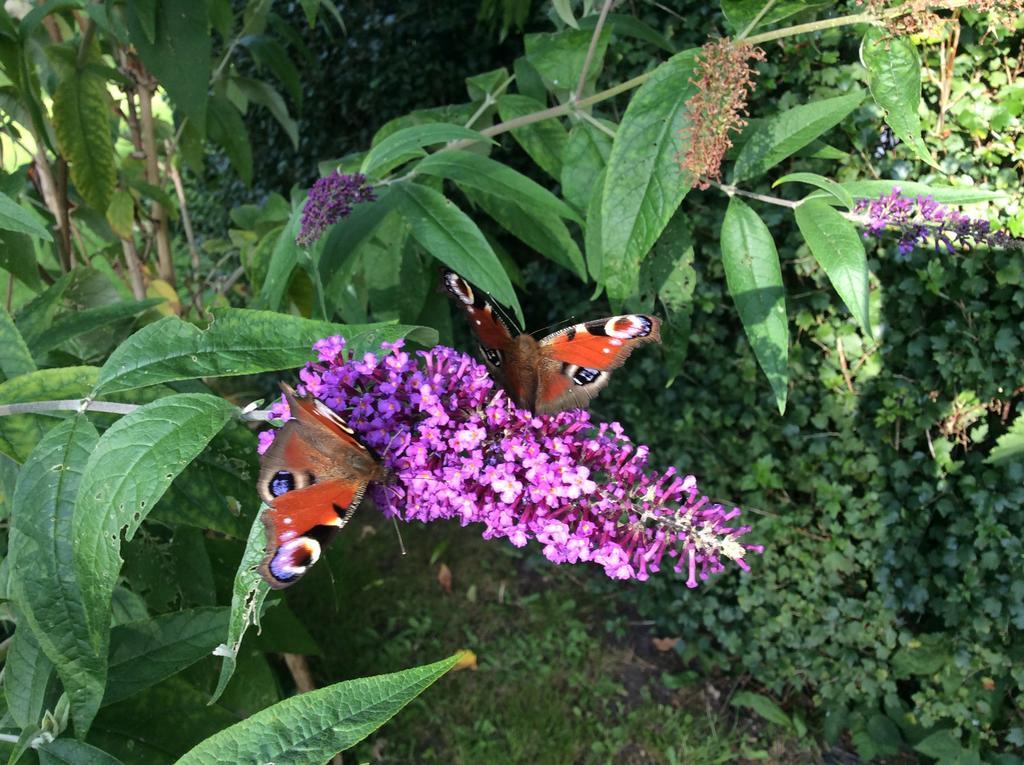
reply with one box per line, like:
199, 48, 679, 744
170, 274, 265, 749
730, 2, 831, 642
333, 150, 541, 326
270, 470, 295, 497
269, 537, 322, 583
605, 315, 653, 339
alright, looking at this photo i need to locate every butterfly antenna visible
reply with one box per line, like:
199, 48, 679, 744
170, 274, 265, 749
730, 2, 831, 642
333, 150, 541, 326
391, 517, 407, 556
529, 315, 578, 338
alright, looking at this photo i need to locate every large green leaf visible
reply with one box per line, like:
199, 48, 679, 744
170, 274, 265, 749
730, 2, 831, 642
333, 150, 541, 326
0, 230, 43, 291
92, 308, 436, 395
0, 366, 99, 462
183, 655, 461, 764
361, 124, 493, 180
0, 191, 51, 240
206, 96, 252, 185
254, 204, 303, 311
104, 608, 230, 706
498, 94, 569, 181
585, 168, 605, 284
987, 414, 1024, 464
13, 271, 75, 348
579, 13, 676, 55
210, 513, 271, 703
4, 625, 55, 728
30, 299, 163, 356
52, 66, 115, 212
231, 76, 298, 150
862, 27, 938, 169
461, 186, 586, 280
38, 739, 125, 765
317, 189, 395, 286
731, 91, 865, 183
795, 199, 871, 335
72, 395, 235, 669
600, 48, 697, 301
416, 150, 580, 222
524, 27, 611, 92
393, 182, 523, 324
721, 0, 835, 34
774, 172, 854, 210
561, 121, 612, 212
8, 415, 105, 735
125, 1, 210, 132
840, 180, 1002, 205
721, 197, 789, 413
0, 305, 36, 380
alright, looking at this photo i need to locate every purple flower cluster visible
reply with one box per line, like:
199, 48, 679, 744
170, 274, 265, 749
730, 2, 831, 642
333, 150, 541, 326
260, 337, 760, 587
295, 171, 376, 247
855, 188, 1023, 257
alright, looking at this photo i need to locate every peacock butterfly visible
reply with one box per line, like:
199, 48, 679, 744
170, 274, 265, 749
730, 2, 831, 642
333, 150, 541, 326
441, 268, 661, 414
256, 384, 389, 588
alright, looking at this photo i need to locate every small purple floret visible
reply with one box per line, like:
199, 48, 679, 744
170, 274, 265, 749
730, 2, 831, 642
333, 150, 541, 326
260, 337, 760, 588
296, 171, 376, 247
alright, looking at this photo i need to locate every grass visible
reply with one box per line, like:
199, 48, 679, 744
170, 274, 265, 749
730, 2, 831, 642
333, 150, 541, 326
285, 512, 823, 764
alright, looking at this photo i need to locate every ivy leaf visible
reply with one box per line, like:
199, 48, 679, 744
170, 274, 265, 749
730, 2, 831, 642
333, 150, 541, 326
52, 65, 116, 212
721, 197, 789, 413
185, 655, 461, 763
601, 49, 697, 301
8, 415, 105, 735
862, 27, 939, 169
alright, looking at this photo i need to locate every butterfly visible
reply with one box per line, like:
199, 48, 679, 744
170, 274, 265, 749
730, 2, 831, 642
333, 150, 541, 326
441, 268, 661, 414
256, 384, 389, 589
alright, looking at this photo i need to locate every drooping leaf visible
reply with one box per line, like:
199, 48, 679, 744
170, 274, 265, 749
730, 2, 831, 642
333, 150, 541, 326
773, 172, 854, 210
0, 306, 36, 380
498, 94, 569, 181
393, 182, 523, 324
105, 189, 135, 239
231, 76, 299, 150
237, 34, 302, 108
30, 299, 163, 356
0, 191, 52, 240
361, 124, 493, 180
104, 608, 230, 706
861, 27, 938, 169
794, 199, 871, 335
206, 95, 252, 185
731, 90, 864, 183
601, 48, 697, 301
92, 309, 436, 396
52, 65, 116, 212
4, 625, 55, 728
0, 230, 43, 291
8, 415, 105, 734
184, 654, 461, 764
0, 366, 99, 462
38, 739, 125, 765
72, 394, 235, 671
125, 1, 210, 132
720, 197, 789, 413
987, 414, 1024, 464
561, 120, 612, 212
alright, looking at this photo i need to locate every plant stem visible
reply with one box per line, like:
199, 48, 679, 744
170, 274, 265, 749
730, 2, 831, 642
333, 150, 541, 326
712, 182, 801, 209
577, 109, 617, 138
121, 239, 148, 300
0, 400, 140, 418
138, 78, 176, 289
575, 0, 614, 103
737, 0, 778, 40
464, 75, 515, 130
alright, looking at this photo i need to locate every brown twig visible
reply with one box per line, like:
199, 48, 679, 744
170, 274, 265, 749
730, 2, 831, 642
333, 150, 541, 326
164, 146, 204, 315
836, 336, 855, 393
137, 71, 175, 288
120, 239, 147, 300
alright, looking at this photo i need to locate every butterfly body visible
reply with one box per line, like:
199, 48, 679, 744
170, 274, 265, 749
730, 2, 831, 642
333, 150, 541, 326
442, 268, 661, 414
257, 384, 388, 588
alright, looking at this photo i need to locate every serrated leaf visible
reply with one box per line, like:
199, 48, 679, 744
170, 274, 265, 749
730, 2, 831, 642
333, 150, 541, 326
393, 182, 523, 324
794, 199, 870, 335
721, 197, 788, 413
601, 48, 697, 301
862, 27, 938, 169
773, 172, 854, 210
105, 189, 134, 240
72, 394, 235, 673
207, 95, 252, 185
52, 66, 115, 211
0, 191, 52, 240
92, 308, 436, 396
38, 739, 125, 765
8, 415, 105, 735
361, 124, 493, 180
185, 654, 461, 763
988, 415, 1024, 464
730, 691, 793, 730
0, 305, 36, 380
498, 94, 569, 181
210, 513, 271, 703
0, 366, 99, 462
732, 91, 864, 183
4, 625, 55, 728
30, 299, 163, 356
104, 608, 230, 706
561, 120, 612, 212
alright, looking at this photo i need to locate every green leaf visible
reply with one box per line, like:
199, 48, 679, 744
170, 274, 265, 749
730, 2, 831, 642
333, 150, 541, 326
52, 66, 115, 211
92, 308, 436, 396
732, 91, 864, 183
585, 168, 605, 283
0, 452, 17, 520
551, 0, 578, 29
721, 197, 788, 413
461, 186, 587, 280
840, 180, 1004, 205
866, 714, 904, 756
0, 231, 43, 291
862, 27, 938, 169
0, 191, 52, 240
580, 13, 676, 54
207, 96, 252, 185
915, 730, 977, 764
8, 415, 105, 735
601, 48, 697, 301
416, 150, 580, 223
721, 0, 835, 34
237, 35, 302, 108
4, 625, 55, 728
361, 124, 493, 180
30, 299, 163, 357
498, 94, 568, 181
185, 654, 461, 763
794, 199, 870, 334
524, 27, 611, 92
773, 172, 854, 210
105, 189, 134, 240
561, 120, 612, 212
0, 366, 99, 462
730, 691, 793, 730
38, 739, 125, 765
125, 1, 210, 132
104, 608, 230, 707
231, 76, 299, 150
393, 182, 523, 324
12, 270, 77, 348
318, 189, 395, 288
72, 394, 235, 669
210, 513, 271, 703
0, 306, 36, 380
254, 204, 303, 312
987, 414, 1024, 464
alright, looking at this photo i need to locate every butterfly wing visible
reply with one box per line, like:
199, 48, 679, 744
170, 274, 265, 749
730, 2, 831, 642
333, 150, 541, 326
256, 385, 383, 589
440, 268, 521, 386
534, 315, 662, 414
